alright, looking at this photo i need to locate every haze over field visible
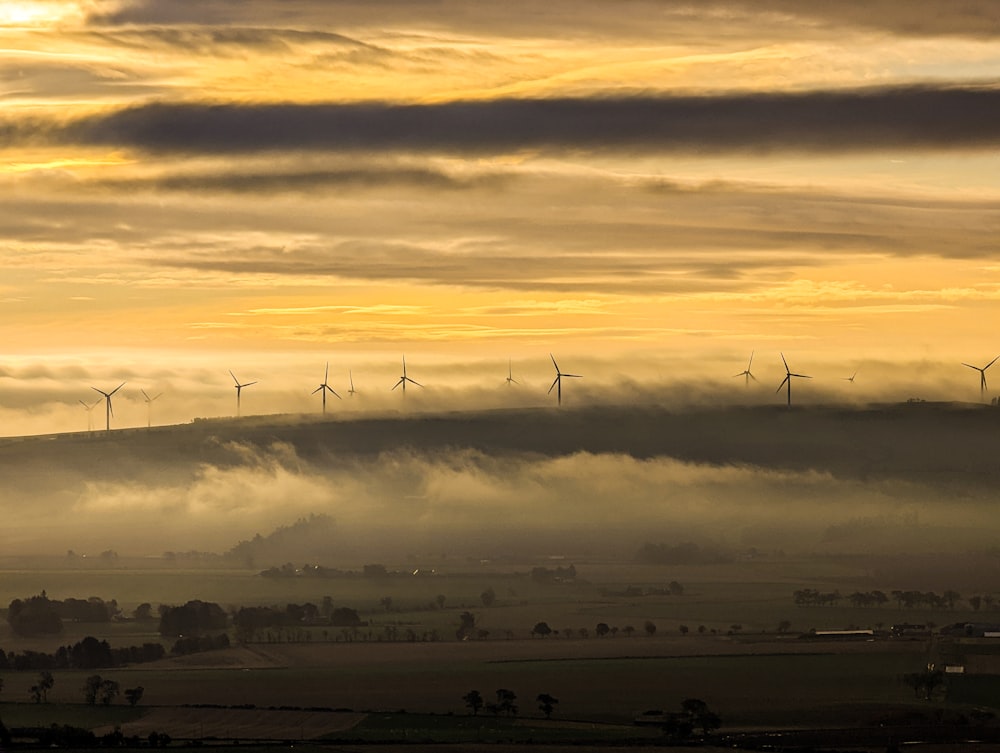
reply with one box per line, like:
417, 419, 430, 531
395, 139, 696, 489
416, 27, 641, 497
1, 405, 998, 563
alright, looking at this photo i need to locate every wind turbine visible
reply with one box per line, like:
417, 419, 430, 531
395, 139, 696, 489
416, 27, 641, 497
79, 398, 100, 432
391, 356, 422, 395
140, 388, 162, 428
505, 358, 518, 386
312, 362, 341, 413
91, 382, 125, 432
776, 353, 811, 407
733, 351, 757, 386
230, 370, 257, 417
843, 370, 858, 384
962, 356, 999, 398
347, 370, 357, 397
548, 353, 581, 406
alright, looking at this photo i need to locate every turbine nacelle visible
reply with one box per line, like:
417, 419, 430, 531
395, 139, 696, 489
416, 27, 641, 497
312, 361, 341, 413
776, 353, 811, 406
733, 350, 757, 385
963, 356, 999, 396
392, 356, 423, 394
91, 382, 125, 431
548, 354, 581, 406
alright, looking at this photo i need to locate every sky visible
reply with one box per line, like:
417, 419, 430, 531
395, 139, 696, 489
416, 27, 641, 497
3, 1, 1000, 435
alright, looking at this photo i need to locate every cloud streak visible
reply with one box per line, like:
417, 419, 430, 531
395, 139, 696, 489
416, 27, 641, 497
8, 86, 1000, 155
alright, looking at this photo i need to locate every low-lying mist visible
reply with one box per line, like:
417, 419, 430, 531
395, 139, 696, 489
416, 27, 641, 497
1, 404, 997, 563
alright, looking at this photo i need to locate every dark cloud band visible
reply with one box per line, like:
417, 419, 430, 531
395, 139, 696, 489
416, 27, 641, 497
18, 86, 1000, 155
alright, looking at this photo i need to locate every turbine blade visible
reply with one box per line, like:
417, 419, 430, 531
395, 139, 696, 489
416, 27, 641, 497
230, 370, 239, 385
548, 376, 559, 394
564, 374, 582, 378
962, 363, 979, 371
986, 356, 1000, 370
748, 373, 758, 382
408, 378, 424, 388
550, 353, 560, 373
325, 362, 330, 382
748, 350, 754, 369
780, 352, 789, 372
245, 381, 258, 387
312, 386, 322, 394
326, 386, 342, 399
91, 386, 107, 397
109, 382, 125, 396
776, 376, 789, 393
392, 379, 403, 391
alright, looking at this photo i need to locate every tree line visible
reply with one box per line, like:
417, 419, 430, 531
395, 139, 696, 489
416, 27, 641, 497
793, 588, 991, 609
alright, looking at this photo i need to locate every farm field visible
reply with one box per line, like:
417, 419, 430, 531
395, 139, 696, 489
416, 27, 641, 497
2, 553, 999, 748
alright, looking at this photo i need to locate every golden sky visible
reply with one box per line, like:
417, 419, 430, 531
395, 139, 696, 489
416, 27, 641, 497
2, 0, 1000, 432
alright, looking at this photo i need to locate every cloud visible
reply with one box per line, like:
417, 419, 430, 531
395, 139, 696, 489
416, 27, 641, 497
3, 423, 999, 559
8, 86, 1000, 156
87, 0, 1000, 40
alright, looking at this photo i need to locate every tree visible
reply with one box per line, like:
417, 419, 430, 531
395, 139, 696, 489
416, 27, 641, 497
158, 600, 227, 637
84, 674, 104, 705
8, 594, 63, 637
970, 595, 983, 611
644, 620, 657, 636
463, 689, 483, 715
536, 693, 559, 719
99, 679, 120, 705
668, 580, 684, 596
623, 625, 635, 638
777, 619, 792, 634
681, 698, 721, 735
133, 603, 154, 621
531, 621, 552, 638
496, 688, 517, 717
679, 624, 689, 635
480, 586, 496, 607
595, 622, 610, 638
30, 671, 54, 703
456, 611, 476, 640
124, 686, 144, 707
435, 594, 446, 610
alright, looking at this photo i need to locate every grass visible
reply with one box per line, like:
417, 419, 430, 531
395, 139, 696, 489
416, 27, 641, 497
326, 712, 661, 744
0, 701, 145, 728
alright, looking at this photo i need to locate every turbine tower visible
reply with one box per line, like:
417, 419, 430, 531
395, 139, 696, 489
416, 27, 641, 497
776, 353, 811, 407
230, 370, 257, 417
312, 362, 341, 413
505, 358, 518, 386
79, 398, 100, 432
734, 351, 757, 386
140, 388, 162, 428
91, 382, 125, 432
547, 353, 581, 406
348, 370, 357, 397
962, 356, 999, 398
391, 356, 423, 395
